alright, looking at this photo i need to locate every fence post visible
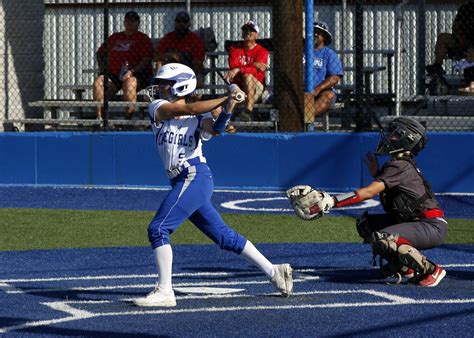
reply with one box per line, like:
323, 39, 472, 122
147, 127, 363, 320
355, 0, 370, 131
416, 0, 426, 95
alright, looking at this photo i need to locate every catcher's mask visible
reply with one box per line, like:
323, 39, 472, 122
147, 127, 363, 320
375, 117, 427, 156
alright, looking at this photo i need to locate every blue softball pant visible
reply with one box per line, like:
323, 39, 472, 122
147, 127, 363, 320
148, 163, 247, 253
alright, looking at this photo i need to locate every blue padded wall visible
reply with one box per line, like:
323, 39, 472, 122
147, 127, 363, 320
0, 132, 472, 192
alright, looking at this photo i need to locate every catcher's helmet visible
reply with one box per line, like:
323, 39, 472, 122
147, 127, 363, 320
375, 117, 427, 156
147, 63, 197, 100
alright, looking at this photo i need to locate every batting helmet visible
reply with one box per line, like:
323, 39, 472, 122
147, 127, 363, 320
375, 117, 427, 156
147, 63, 197, 100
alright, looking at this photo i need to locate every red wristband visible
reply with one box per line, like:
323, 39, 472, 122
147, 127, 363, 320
334, 191, 361, 208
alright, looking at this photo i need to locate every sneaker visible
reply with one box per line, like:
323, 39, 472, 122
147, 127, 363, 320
416, 265, 446, 287
270, 264, 293, 297
133, 287, 177, 307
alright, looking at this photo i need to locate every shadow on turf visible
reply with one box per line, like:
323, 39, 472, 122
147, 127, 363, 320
19, 326, 168, 337
0, 317, 30, 328
443, 269, 474, 281
297, 265, 384, 284
327, 307, 474, 337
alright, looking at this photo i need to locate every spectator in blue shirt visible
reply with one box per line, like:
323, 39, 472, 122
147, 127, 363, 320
311, 22, 343, 117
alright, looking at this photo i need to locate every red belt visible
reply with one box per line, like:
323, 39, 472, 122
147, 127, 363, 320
423, 209, 444, 218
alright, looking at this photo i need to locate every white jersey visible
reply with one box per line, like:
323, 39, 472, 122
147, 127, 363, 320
149, 99, 213, 177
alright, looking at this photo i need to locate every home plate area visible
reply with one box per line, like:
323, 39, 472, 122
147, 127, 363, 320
1, 243, 473, 336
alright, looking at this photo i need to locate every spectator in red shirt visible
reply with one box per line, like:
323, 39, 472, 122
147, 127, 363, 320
224, 21, 269, 121
154, 11, 205, 81
93, 11, 153, 119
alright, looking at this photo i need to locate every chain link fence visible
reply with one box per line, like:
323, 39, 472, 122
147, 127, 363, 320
0, 0, 473, 132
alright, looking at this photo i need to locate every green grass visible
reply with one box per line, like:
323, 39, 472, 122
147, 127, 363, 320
0, 208, 472, 251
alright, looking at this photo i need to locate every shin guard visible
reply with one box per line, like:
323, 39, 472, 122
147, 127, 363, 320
397, 244, 436, 276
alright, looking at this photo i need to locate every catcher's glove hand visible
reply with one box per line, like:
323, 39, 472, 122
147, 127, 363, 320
286, 185, 334, 220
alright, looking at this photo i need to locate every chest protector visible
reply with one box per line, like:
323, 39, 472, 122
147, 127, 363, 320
380, 157, 436, 222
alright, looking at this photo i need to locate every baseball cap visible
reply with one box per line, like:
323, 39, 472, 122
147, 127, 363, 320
241, 21, 260, 34
124, 11, 140, 22
175, 11, 191, 23
314, 22, 332, 45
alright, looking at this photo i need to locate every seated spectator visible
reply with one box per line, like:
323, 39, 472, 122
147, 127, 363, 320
310, 22, 343, 118
154, 11, 205, 82
224, 21, 269, 121
93, 11, 153, 119
426, 1, 474, 82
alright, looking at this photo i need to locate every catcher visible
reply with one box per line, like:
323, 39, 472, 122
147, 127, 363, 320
287, 117, 448, 287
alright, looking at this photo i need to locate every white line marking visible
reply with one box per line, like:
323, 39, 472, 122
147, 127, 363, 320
137, 289, 414, 301
3, 264, 473, 284
441, 263, 474, 268
0, 271, 276, 283
0, 302, 94, 334
173, 287, 245, 295
0, 317, 82, 334
0, 282, 24, 294
46, 302, 93, 317
72, 298, 474, 319
221, 197, 380, 212
108, 298, 474, 316
1, 289, 473, 333
361, 290, 415, 303
5, 276, 320, 294
3, 298, 473, 333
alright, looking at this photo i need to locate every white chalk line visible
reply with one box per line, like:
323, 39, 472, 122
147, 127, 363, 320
0, 263, 474, 290
2, 264, 471, 285
1, 291, 473, 333
0, 268, 322, 284
221, 197, 380, 212
3, 276, 320, 294
128, 289, 416, 303
1, 264, 471, 331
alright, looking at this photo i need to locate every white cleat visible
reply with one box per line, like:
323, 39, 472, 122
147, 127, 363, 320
270, 263, 293, 297
133, 287, 177, 307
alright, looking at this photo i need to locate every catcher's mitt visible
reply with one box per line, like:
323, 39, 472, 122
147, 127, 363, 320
286, 185, 334, 220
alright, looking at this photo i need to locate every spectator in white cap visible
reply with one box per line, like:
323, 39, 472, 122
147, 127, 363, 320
225, 20, 269, 121
310, 22, 343, 119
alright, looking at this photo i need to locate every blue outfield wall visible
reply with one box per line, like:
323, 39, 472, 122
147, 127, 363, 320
0, 132, 473, 192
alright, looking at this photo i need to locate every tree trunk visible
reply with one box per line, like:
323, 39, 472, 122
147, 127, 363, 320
273, 0, 304, 131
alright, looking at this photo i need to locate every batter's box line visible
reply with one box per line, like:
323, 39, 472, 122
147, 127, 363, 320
2, 264, 472, 285
2, 275, 320, 294
1, 291, 474, 334
0, 268, 320, 284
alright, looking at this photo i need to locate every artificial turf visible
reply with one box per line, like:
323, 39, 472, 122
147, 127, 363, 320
1, 208, 472, 251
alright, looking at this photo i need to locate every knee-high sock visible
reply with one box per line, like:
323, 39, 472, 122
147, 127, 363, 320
240, 240, 274, 278
153, 244, 173, 292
